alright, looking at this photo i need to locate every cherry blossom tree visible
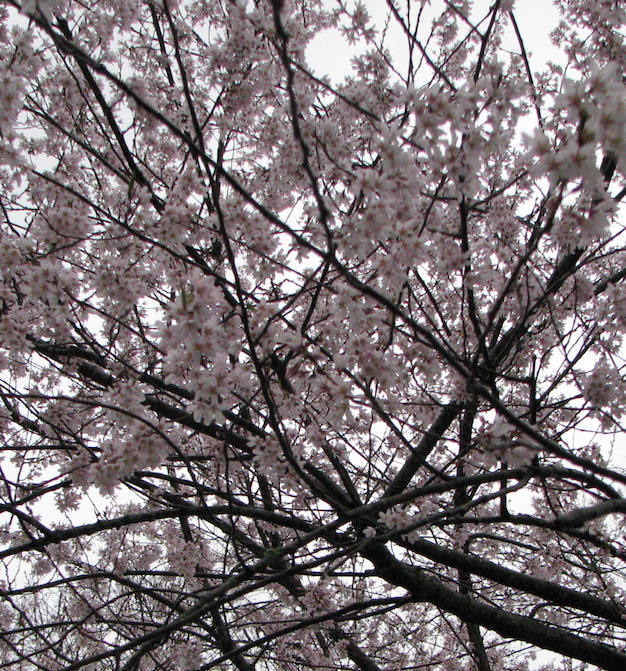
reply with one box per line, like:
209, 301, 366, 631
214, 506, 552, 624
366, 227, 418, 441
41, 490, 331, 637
1, 0, 626, 669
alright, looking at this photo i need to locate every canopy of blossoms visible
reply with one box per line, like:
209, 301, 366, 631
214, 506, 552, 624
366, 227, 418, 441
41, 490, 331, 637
1, 1, 626, 670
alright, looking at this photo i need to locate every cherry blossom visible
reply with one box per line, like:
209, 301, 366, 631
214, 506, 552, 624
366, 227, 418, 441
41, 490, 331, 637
1, 1, 626, 671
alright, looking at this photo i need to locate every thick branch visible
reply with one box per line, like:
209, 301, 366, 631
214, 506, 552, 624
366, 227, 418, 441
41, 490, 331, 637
363, 544, 626, 671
